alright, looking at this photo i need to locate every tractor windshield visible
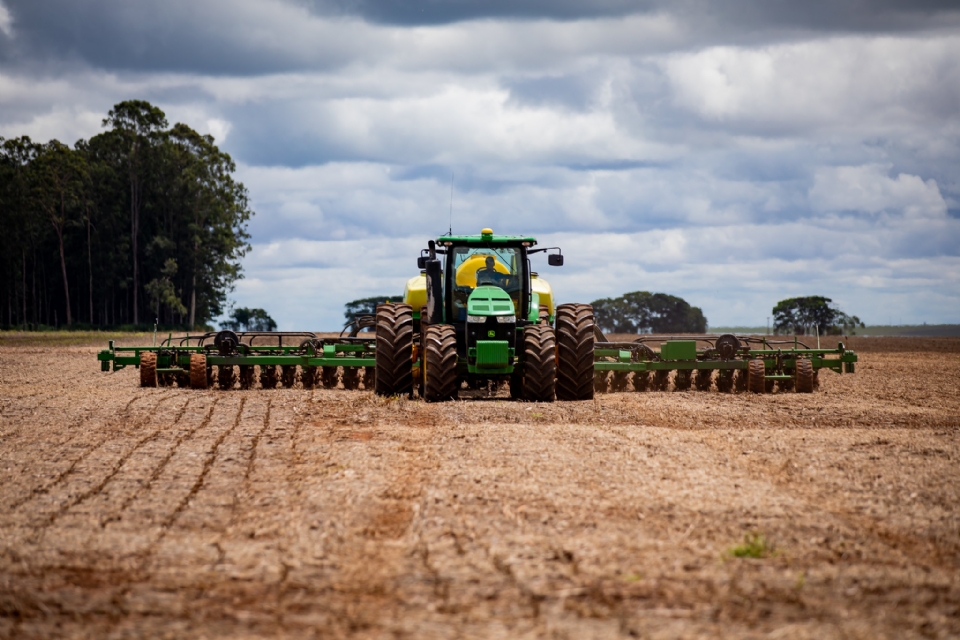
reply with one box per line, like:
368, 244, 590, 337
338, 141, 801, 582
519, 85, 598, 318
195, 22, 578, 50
449, 245, 524, 320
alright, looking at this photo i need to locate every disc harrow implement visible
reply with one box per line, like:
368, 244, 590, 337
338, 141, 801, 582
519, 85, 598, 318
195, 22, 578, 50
591, 333, 857, 393
98, 330, 376, 391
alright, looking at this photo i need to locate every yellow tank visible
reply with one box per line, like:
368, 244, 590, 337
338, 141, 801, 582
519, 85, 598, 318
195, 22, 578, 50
405, 266, 554, 318
403, 272, 427, 312
531, 272, 554, 317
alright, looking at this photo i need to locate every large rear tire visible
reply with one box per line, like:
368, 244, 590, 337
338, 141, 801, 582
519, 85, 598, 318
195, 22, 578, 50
422, 325, 459, 402
140, 352, 158, 387
521, 325, 556, 402
555, 303, 594, 401
375, 303, 414, 397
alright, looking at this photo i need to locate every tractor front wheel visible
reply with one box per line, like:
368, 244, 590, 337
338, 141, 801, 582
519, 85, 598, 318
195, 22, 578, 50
375, 303, 414, 397
422, 325, 458, 402
555, 303, 595, 401
521, 325, 556, 402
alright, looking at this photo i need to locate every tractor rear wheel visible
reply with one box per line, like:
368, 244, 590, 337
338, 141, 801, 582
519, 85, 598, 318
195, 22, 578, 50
189, 354, 209, 389
521, 325, 556, 402
375, 303, 414, 397
140, 352, 158, 387
422, 325, 458, 402
747, 359, 766, 393
555, 303, 595, 401
795, 358, 815, 393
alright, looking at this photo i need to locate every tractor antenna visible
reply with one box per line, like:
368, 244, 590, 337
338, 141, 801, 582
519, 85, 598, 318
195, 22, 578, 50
448, 172, 455, 236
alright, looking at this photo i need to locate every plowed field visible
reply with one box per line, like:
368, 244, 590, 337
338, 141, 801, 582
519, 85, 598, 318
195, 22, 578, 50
1, 336, 958, 639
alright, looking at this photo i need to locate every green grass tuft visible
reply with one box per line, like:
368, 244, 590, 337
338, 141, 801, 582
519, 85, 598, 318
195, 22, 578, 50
727, 532, 773, 559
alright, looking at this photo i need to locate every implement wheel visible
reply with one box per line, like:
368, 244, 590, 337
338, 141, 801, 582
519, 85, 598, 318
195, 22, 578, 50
594, 371, 609, 393
795, 358, 815, 393
694, 369, 713, 391
302, 366, 320, 389
218, 365, 236, 390
716, 370, 734, 393
321, 366, 339, 388
281, 365, 298, 388
140, 352, 158, 387
260, 365, 279, 389
652, 370, 670, 391
555, 303, 595, 401
734, 368, 748, 392
362, 367, 375, 390
342, 367, 361, 391
633, 371, 650, 392
521, 324, 556, 402
375, 303, 414, 397
422, 325, 458, 402
189, 354, 209, 389
747, 359, 766, 394
610, 370, 629, 392
239, 365, 255, 390
674, 370, 693, 391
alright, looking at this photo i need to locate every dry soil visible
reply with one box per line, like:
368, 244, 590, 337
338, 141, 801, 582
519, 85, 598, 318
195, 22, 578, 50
1, 336, 958, 639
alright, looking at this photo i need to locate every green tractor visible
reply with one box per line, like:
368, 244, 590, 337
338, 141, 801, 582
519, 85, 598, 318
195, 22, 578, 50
373, 228, 595, 402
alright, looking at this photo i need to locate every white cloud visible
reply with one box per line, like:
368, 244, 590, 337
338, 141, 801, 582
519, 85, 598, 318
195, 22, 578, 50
809, 164, 947, 219
0, 2, 12, 38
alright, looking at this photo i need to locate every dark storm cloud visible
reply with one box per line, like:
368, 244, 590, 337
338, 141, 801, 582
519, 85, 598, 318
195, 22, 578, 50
310, 0, 960, 31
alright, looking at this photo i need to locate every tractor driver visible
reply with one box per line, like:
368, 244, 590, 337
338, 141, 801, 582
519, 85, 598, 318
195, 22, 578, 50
475, 256, 508, 288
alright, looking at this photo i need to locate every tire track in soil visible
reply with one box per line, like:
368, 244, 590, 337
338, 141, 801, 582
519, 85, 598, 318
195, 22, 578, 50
4, 391, 174, 512
27, 395, 194, 544
100, 395, 223, 528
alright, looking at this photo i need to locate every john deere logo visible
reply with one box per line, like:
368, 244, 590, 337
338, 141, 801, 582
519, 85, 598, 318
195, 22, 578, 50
487, 330, 496, 337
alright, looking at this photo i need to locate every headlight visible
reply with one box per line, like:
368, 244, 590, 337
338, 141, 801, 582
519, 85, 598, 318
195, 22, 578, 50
496, 315, 516, 324
467, 315, 486, 323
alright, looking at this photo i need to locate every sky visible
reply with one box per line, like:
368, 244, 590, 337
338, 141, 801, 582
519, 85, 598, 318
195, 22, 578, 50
1, 0, 959, 330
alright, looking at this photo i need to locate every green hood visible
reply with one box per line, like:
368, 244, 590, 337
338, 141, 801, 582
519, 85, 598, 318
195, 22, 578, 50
467, 286, 515, 316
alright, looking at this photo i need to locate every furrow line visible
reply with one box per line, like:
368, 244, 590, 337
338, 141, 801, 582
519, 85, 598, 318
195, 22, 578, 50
103, 396, 222, 526
30, 395, 192, 541
150, 396, 247, 551
7, 391, 170, 511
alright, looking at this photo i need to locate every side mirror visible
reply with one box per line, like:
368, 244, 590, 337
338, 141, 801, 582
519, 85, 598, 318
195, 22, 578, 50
417, 256, 428, 269
548, 254, 564, 266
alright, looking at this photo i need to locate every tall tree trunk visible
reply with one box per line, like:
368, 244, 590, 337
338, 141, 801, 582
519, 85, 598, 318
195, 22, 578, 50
22, 249, 27, 329
55, 226, 72, 326
87, 217, 94, 325
131, 174, 139, 325
189, 272, 196, 328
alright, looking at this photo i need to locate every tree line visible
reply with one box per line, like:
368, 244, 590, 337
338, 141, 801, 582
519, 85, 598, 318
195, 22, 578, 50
591, 291, 708, 334
0, 100, 253, 330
